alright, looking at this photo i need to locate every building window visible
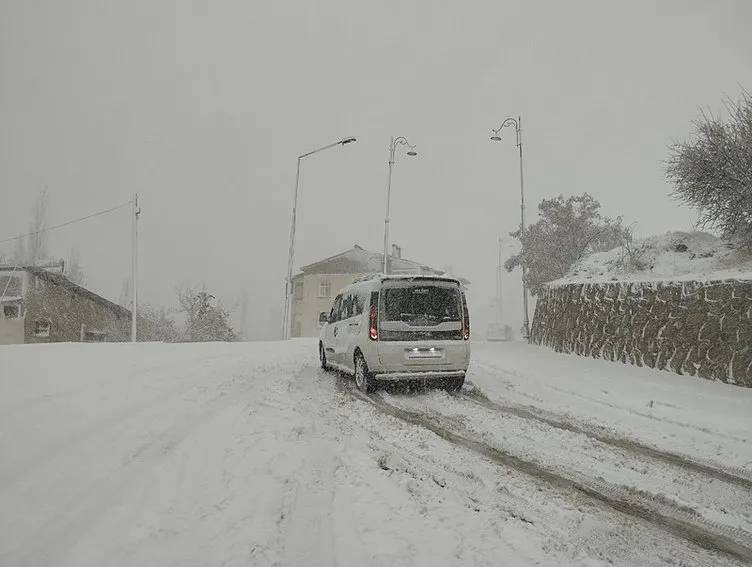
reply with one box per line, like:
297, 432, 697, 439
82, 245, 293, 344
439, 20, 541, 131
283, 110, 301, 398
319, 281, 332, 298
0, 275, 22, 296
33, 320, 51, 338
83, 330, 107, 343
293, 281, 303, 300
3, 303, 21, 319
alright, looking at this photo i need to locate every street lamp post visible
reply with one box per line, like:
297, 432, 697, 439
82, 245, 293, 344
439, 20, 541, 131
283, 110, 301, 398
282, 137, 356, 339
383, 136, 417, 274
496, 236, 504, 326
131, 193, 140, 343
491, 116, 530, 340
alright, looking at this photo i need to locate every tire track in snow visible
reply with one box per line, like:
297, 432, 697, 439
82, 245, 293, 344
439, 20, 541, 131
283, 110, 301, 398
460, 388, 752, 491
344, 385, 752, 564
472, 360, 750, 444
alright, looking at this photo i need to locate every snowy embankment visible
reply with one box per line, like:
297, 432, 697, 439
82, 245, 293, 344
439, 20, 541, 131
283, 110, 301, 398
471, 341, 752, 472
1, 340, 751, 566
554, 231, 752, 285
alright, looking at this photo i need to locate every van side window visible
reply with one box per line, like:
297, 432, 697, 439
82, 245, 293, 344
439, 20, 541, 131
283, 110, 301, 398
343, 294, 354, 319
340, 295, 348, 320
353, 292, 364, 316
331, 295, 342, 322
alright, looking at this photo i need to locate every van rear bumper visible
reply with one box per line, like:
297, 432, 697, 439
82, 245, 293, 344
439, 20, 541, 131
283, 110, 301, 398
373, 370, 466, 381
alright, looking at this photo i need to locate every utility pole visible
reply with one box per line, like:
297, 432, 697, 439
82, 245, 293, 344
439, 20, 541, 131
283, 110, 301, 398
517, 117, 530, 340
282, 157, 302, 340
497, 236, 504, 325
131, 193, 140, 342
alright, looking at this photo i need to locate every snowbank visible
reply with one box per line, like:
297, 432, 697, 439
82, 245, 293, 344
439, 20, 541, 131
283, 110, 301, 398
554, 231, 752, 285
471, 341, 752, 472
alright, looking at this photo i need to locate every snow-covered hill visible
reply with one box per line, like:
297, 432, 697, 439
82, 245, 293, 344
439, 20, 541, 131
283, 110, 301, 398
554, 231, 752, 286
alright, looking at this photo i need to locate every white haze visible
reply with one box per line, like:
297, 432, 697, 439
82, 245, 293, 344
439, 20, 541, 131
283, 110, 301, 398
1, 1, 750, 339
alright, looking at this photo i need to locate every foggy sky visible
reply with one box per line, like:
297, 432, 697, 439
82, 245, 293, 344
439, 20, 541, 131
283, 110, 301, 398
1, 1, 750, 339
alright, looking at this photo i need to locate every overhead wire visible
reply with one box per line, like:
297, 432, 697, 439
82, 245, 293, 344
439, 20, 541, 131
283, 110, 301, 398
0, 200, 133, 246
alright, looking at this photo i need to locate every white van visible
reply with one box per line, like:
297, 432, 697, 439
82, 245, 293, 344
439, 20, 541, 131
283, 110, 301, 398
319, 275, 470, 392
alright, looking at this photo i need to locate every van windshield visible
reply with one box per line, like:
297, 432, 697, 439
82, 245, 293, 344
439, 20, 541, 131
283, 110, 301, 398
383, 285, 461, 325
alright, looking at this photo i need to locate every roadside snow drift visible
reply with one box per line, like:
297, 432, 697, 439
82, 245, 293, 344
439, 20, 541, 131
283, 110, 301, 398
556, 231, 752, 284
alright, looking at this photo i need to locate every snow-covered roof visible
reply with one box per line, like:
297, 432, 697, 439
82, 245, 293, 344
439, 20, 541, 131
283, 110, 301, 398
551, 231, 752, 286
0, 265, 131, 318
298, 245, 444, 277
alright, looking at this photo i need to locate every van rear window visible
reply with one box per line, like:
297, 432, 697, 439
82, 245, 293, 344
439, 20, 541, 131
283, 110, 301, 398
382, 285, 461, 325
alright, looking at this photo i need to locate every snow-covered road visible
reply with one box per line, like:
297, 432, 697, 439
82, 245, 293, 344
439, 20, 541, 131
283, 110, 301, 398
1, 340, 751, 566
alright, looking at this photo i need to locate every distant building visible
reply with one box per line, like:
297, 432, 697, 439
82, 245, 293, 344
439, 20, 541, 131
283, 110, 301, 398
0, 265, 130, 345
289, 244, 467, 338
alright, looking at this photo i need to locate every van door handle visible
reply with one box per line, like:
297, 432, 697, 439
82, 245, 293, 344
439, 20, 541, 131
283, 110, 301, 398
348, 322, 360, 327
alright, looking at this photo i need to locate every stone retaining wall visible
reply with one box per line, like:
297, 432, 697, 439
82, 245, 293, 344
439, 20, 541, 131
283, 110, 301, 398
530, 280, 752, 387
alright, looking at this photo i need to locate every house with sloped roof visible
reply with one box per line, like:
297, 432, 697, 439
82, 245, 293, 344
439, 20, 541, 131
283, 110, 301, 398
0, 265, 130, 344
289, 244, 467, 337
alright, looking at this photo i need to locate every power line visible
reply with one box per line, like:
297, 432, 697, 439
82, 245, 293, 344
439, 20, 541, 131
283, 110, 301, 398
0, 200, 133, 246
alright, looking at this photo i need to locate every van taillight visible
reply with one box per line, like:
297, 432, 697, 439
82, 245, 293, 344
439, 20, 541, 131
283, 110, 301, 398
369, 291, 379, 340
461, 292, 470, 340
369, 305, 378, 340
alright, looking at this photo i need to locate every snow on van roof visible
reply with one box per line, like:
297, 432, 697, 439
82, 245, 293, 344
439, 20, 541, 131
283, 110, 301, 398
350, 273, 461, 284
381, 273, 461, 283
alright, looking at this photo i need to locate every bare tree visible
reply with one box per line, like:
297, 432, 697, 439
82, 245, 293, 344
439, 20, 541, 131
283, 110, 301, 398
11, 234, 26, 265
66, 248, 86, 285
667, 90, 752, 246
27, 189, 49, 266
118, 278, 131, 309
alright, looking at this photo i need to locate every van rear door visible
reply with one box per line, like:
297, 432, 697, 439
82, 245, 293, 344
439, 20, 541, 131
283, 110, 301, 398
377, 280, 465, 368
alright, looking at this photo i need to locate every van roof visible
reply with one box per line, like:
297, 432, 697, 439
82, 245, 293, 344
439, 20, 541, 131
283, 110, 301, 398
350, 273, 461, 285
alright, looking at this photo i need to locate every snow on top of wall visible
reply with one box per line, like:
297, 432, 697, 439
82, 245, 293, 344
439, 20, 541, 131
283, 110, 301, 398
552, 231, 752, 286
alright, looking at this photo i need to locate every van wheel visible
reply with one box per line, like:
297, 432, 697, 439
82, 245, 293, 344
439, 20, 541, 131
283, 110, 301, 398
319, 343, 330, 371
444, 376, 465, 392
354, 352, 376, 393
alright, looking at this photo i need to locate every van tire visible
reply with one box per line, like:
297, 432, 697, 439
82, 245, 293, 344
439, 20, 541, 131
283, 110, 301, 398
319, 343, 330, 371
354, 352, 376, 393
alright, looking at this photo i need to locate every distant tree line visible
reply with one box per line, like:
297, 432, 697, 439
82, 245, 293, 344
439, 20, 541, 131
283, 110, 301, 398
130, 284, 238, 343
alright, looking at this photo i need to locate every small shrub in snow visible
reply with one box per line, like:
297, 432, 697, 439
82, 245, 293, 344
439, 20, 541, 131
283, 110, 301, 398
177, 284, 237, 342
